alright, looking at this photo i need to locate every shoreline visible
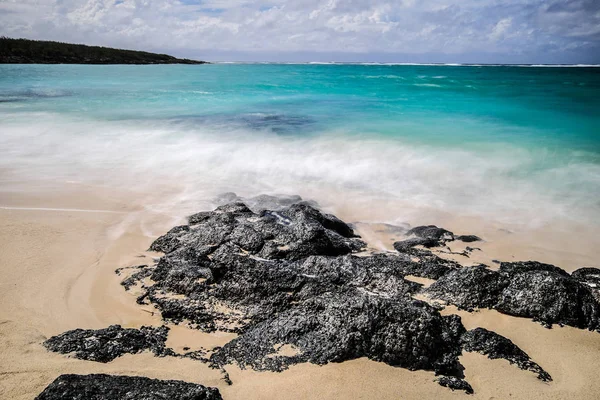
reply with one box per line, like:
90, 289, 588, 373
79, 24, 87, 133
2, 181, 600, 399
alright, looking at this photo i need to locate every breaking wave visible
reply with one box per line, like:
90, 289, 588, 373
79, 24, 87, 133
1, 111, 599, 229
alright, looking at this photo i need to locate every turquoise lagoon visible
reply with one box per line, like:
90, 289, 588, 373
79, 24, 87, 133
0, 64, 599, 227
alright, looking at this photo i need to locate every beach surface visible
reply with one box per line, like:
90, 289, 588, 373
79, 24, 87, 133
2, 181, 600, 400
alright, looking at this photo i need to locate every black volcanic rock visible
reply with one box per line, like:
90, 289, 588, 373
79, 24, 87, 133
426, 261, 600, 330
393, 225, 483, 253
35, 374, 222, 400
572, 267, 600, 301
435, 376, 474, 394
44, 325, 172, 363
44, 199, 578, 395
211, 293, 466, 377
393, 236, 439, 252
456, 235, 482, 243
426, 265, 505, 311
407, 225, 455, 242
152, 202, 365, 261
393, 225, 454, 252
461, 328, 551, 381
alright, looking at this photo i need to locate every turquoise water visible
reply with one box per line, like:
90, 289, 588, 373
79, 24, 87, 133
1, 64, 599, 225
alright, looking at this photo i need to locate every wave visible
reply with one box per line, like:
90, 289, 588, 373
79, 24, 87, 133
414, 83, 442, 87
213, 62, 600, 68
1, 112, 599, 230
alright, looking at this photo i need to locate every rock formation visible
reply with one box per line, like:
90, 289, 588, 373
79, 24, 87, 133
41, 196, 592, 395
35, 374, 222, 400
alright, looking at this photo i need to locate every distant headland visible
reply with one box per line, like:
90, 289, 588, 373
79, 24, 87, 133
0, 37, 207, 65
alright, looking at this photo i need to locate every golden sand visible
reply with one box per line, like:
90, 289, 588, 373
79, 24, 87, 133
1, 182, 600, 399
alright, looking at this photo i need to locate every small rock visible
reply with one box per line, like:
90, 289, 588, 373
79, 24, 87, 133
461, 328, 551, 381
44, 325, 172, 363
35, 374, 222, 400
435, 376, 474, 394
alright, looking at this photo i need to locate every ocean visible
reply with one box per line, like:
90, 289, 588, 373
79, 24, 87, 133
0, 63, 599, 231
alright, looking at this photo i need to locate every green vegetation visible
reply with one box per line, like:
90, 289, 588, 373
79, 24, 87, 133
0, 37, 207, 64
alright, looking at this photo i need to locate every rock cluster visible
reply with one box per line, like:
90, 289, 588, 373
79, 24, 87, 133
44, 325, 171, 363
393, 224, 481, 253
461, 328, 551, 381
35, 374, 222, 400
40, 198, 587, 396
426, 261, 600, 330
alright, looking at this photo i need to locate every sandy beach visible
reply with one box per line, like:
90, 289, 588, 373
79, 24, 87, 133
1, 179, 600, 400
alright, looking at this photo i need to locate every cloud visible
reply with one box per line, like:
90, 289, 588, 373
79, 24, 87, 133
0, 0, 598, 63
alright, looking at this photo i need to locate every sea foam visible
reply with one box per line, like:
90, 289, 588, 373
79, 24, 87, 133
1, 111, 599, 232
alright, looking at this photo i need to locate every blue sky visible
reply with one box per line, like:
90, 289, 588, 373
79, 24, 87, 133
1, 0, 599, 63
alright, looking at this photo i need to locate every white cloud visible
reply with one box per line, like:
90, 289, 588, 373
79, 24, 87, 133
490, 17, 512, 40
0, 0, 598, 62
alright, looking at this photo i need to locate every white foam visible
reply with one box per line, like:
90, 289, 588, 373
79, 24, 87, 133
0, 112, 598, 229
211, 62, 600, 68
0, 206, 125, 213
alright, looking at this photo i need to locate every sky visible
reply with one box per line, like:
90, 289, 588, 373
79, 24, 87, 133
1, 0, 599, 63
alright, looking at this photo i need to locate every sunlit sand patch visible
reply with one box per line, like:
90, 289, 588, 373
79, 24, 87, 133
404, 275, 436, 288
166, 325, 237, 354
3, 183, 600, 399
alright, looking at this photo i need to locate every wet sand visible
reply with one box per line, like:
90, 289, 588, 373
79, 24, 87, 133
1, 182, 600, 399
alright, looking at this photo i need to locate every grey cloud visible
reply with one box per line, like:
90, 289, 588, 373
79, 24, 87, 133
0, 0, 598, 63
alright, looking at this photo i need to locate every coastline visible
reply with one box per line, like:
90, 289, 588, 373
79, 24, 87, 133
2, 180, 600, 399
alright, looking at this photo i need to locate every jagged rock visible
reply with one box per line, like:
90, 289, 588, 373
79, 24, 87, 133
496, 262, 600, 329
150, 225, 190, 253
408, 225, 455, 241
461, 328, 551, 381
44, 199, 576, 395
435, 376, 474, 394
426, 261, 600, 330
214, 193, 314, 212
132, 250, 461, 331
393, 225, 483, 253
393, 236, 439, 251
35, 374, 222, 400
117, 202, 476, 389
116, 265, 152, 290
426, 265, 505, 311
393, 225, 454, 251
456, 235, 481, 243
153, 202, 365, 261
44, 325, 172, 362
393, 248, 460, 280
211, 293, 466, 378
572, 267, 600, 302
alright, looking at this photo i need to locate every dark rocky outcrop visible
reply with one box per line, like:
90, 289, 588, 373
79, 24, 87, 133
456, 235, 482, 243
435, 376, 474, 394
35, 374, 222, 400
393, 225, 481, 253
44, 325, 172, 363
572, 267, 600, 302
151, 202, 365, 261
44, 199, 591, 395
426, 261, 600, 330
425, 265, 504, 311
461, 328, 551, 381
213, 193, 309, 212
211, 294, 466, 378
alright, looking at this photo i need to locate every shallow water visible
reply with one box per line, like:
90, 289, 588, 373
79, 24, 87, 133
0, 64, 599, 230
